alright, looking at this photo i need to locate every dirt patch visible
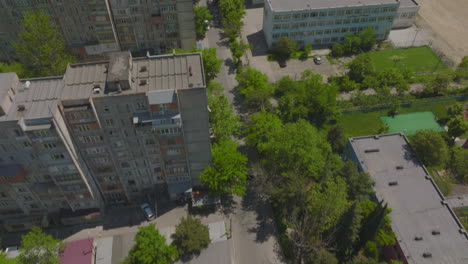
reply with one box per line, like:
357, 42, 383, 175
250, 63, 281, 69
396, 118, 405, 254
416, 0, 468, 66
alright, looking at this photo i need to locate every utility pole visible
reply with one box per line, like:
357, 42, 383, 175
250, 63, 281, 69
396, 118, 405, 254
411, 28, 419, 47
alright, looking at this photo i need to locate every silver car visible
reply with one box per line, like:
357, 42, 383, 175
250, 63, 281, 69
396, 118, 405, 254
140, 203, 156, 221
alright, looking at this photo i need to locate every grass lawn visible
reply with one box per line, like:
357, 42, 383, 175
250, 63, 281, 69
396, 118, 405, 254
338, 99, 468, 138
368, 46, 447, 73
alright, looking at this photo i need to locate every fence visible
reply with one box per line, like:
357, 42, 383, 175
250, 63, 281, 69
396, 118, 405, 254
342, 94, 468, 114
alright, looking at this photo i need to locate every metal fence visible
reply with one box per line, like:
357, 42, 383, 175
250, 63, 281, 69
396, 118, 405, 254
342, 94, 468, 114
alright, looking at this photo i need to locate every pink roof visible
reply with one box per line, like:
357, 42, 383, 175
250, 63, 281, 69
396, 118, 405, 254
60, 239, 93, 264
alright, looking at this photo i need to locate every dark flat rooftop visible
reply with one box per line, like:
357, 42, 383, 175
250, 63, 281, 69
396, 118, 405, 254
348, 133, 468, 264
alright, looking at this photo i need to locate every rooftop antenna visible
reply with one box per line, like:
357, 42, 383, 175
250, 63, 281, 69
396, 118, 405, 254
25, 81, 31, 89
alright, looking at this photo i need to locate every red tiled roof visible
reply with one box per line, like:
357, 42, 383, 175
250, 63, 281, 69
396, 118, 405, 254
60, 239, 93, 264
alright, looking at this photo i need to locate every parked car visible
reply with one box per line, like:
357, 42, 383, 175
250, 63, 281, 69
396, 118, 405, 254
314, 56, 322, 65
140, 203, 156, 221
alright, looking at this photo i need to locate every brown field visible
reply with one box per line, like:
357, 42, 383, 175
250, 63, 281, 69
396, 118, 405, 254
416, 0, 468, 65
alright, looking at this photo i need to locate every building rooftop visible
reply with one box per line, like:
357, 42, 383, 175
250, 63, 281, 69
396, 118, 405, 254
61, 53, 205, 101
348, 133, 468, 264
399, 0, 419, 7
266, 0, 399, 12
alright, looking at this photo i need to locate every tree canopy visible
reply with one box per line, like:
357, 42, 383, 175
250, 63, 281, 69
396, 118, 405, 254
245, 110, 282, 147
272, 37, 298, 61
18, 226, 64, 264
331, 27, 377, 57
200, 139, 248, 195
339, 161, 374, 201
124, 224, 178, 264
194, 6, 212, 39
208, 89, 241, 141
258, 119, 332, 179
452, 147, 468, 183
447, 116, 468, 140
219, 0, 246, 40
410, 130, 449, 166
14, 10, 73, 76
172, 215, 211, 256
276, 71, 339, 126
236, 67, 274, 109
327, 125, 346, 154
347, 54, 374, 83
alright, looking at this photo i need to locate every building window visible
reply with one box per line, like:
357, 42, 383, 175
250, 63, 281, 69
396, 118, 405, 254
273, 24, 281, 30
51, 154, 65, 160
44, 143, 57, 149
292, 13, 300, 19
310, 12, 318, 17
309, 21, 316, 27
328, 11, 336, 16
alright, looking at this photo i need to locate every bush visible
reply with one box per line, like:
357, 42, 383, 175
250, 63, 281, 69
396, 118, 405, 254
363, 241, 379, 260
331, 28, 377, 57
410, 130, 449, 167
272, 37, 298, 61
172, 215, 211, 256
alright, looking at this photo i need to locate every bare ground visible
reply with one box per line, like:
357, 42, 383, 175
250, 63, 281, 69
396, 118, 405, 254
416, 0, 468, 66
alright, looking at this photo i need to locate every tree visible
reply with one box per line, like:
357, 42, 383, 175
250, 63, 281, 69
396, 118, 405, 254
245, 110, 282, 147
363, 241, 378, 260
277, 71, 339, 126
219, 0, 245, 40
258, 119, 332, 179
14, 10, 73, 77
410, 130, 449, 166
0, 62, 28, 78
451, 147, 468, 183
447, 103, 465, 118
357, 200, 395, 251
307, 249, 338, 264
200, 139, 248, 195
194, 6, 212, 39
272, 36, 298, 61
339, 161, 374, 201
455, 56, 468, 81
447, 116, 468, 140
331, 43, 344, 57
327, 125, 346, 153
359, 28, 377, 52
236, 67, 274, 109
300, 43, 312, 60
425, 70, 454, 95
18, 226, 64, 264
172, 215, 210, 256
208, 92, 241, 140
347, 54, 374, 83
124, 224, 178, 264
333, 202, 363, 262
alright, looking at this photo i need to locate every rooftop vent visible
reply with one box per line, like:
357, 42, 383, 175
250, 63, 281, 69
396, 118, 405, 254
425, 175, 431, 180
364, 149, 379, 153
189, 65, 192, 76
432, 230, 440, 235
140, 79, 147, 86
25, 81, 31, 89
414, 236, 423, 241
441, 200, 447, 205
93, 84, 101, 89
459, 229, 466, 234
188, 83, 194, 88
17, 105, 26, 111
422, 252, 432, 258
374, 135, 380, 139
140, 66, 147, 72
396, 165, 404, 170
93, 88, 101, 95
388, 181, 398, 186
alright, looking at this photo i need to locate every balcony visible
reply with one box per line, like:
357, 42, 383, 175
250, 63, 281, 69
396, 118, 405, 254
133, 112, 181, 129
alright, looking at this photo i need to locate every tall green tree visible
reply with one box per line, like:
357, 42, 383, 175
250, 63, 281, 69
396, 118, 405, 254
0, 62, 28, 78
236, 67, 274, 109
327, 125, 346, 154
230, 39, 250, 69
14, 10, 73, 76
194, 6, 212, 39
258, 119, 332, 179
245, 110, 282, 147
208, 91, 241, 140
451, 147, 468, 183
455, 56, 468, 81
272, 37, 298, 61
347, 54, 374, 83
359, 28, 377, 52
172, 215, 211, 256
357, 200, 395, 251
339, 161, 374, 201
425, 70, 454, 95
219, 0, 246, 40
333, 202, 363, 262
276, 71, 338, 126
18, 226, 64, 264
447, 116, 468, 140
200, 139, 248, 195
447, 103, 465, 118
410, 130, 449, 166
124, 224, 178, 264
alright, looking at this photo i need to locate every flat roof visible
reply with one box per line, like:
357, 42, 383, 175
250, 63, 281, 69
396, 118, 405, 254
267, 0, 399, 12
348, 133, 468, 264
399, 0, 419, 7
59, 239, 93, 264
61, 53, 205, 101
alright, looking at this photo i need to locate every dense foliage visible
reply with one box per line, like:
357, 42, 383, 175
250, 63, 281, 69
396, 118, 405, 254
331, 28, 377, 57
410, 130, 449, 166
272, 37, 298, 61
172, 215, 211, 256
18, 226, 64, 264
123, 224, 178, 264
14, 10, 73, 76
194, 6, 213, 39
219, 0, 245, 40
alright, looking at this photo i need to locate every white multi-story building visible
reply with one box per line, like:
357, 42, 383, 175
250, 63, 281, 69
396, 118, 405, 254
263, 0, 402, 48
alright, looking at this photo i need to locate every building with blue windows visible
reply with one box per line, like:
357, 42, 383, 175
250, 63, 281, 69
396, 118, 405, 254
262, 0, 401, 48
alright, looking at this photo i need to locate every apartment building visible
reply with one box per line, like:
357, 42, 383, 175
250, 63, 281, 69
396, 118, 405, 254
392, 0, 420, 29
0, 73, 102, 232
262, 0, 400, 47
0, 0, 196, 61
0, 52, 211, 231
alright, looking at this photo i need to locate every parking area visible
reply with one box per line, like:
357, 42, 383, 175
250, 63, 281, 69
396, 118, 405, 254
241, 7, 346, 82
